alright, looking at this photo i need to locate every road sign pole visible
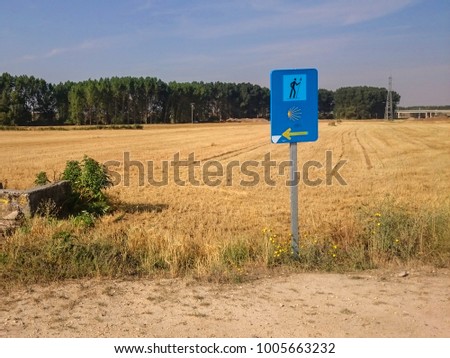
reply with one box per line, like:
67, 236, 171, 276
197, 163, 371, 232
270, 68, 318, 260
290, 142, 299, 259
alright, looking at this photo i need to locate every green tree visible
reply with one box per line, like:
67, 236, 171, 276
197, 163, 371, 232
0, 91, 11, 125
334, 86, 400, 119
32, 79, 56, 124
54, 81, 73, 124
84, 80, 100, 125
318, 89, 334, 118
68, 84, 86, 124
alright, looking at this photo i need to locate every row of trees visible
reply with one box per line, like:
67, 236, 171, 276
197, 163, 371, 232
333, 86, 400, 119
0, 73, 269, 125
66, 78, 273, 125
319, 87, 401, 119
0, 72, 401, 125
0, 73, 60, 125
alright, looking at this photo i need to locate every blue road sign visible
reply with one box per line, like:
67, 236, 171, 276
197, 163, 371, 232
271, 69, 318, 143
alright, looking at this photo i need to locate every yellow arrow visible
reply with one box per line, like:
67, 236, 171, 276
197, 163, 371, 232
282, 128, 308, 140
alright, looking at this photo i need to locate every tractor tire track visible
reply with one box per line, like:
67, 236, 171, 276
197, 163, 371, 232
359, 129, 386, 169
354, 129, 373, 170
338, 130, 346, 161
200, 143, 267, 162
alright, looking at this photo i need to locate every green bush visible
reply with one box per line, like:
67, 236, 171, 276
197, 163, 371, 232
60, 155, 112, 215
62, 160, 82, 185
62, 156, 112, 201
71, 211, 96, 228
35, 155, 113, 216
34, 171, 50, 186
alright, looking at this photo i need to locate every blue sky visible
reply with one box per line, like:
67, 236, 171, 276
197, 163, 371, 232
1, 0, 449, 106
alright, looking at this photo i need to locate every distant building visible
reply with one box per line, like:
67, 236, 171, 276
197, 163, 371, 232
396, 109, 450, 119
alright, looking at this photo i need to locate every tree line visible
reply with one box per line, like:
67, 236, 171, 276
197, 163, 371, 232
0, 73, 270, 125
319, 87, 401, 119
0, 72, 400, 125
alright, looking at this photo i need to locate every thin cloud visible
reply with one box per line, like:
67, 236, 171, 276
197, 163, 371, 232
263, 0, 417, 28
237, 35, 355, 58
324, 0, 417, 25
20, 37, 120, 62
149, 0, 417, 41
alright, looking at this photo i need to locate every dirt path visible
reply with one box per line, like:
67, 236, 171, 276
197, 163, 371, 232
1, 267, 449, 338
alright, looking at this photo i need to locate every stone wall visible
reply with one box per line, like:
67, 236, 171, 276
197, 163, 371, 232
0, 181, 71, 219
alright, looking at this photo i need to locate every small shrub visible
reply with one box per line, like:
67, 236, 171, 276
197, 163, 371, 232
36, 199, 59, 218
263, 228, 292, 266
62, 155, 112, 215
78, 156, 112, 201
62, 160, 82, 185
33, 155, 112, 217
72, 211, 96, 228
34, 171, 50, 186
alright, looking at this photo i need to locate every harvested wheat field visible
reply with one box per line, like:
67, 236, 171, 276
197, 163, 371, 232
1, 120, 449, 337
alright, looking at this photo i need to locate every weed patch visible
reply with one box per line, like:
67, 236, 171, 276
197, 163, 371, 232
1, 199, 448, 285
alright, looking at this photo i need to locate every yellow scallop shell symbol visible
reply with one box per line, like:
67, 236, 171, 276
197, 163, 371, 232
287, 106, 301, 121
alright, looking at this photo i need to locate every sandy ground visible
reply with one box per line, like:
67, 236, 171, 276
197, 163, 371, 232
1, 267, 449, 338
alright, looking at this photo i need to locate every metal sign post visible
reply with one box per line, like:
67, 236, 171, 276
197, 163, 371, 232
270, 68, 318, 259
290, 142, 299, 258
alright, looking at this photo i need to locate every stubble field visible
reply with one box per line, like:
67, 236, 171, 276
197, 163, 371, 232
1, 120, 449, 278
1, 120, 450, 338
2, 120, 448, 228
0, 122, 450, 231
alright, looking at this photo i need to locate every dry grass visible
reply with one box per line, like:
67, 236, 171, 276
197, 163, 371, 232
1, 120, 449, 282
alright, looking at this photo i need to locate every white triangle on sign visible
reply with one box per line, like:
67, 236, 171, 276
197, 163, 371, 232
272, 135, 281, 143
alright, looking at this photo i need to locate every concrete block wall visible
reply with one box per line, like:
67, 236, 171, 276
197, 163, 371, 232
0, 181, 71, 219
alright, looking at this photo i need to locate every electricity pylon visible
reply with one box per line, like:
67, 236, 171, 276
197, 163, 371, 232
384, 76, 394, 120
